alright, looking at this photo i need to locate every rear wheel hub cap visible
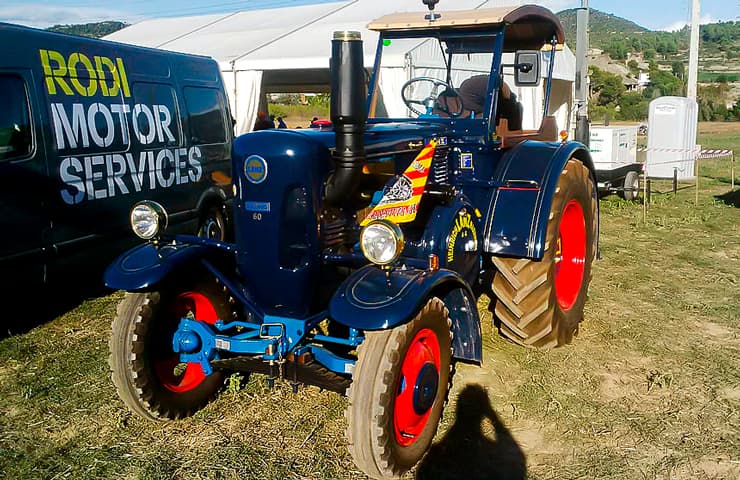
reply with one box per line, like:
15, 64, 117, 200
554, 200, 587, 311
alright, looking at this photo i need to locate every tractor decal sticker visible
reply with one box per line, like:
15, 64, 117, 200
243, 201, 271, 212
378, 175, 413, 204
361, 140, 437, 226
460, 152, 473, 170
244, 155, 268, 184
447, 210, 478, 264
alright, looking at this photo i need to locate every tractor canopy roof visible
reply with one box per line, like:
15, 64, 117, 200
368, 4, 564, 51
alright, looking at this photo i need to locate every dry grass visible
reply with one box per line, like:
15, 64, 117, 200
1, 124, 739, 479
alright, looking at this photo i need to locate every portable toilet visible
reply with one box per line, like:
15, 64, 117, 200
646, 96, 698, 180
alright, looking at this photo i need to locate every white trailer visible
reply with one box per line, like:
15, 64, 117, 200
589, 125, 642, 200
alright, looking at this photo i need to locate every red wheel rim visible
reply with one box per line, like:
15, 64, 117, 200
154, 292, 218, 393
394, 328, 441, 447
554, 200, 587, 311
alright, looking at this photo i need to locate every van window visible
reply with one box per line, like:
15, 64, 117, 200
184, 87, 226, 144
132, 82, 181, 148
0, 75, 32, 161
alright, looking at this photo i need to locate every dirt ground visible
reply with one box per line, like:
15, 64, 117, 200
698, 121, 740, 136
0, 124, 738, 480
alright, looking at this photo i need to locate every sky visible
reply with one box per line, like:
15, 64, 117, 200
0, 0, 737, 31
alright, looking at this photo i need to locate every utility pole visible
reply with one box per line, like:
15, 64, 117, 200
574, 0, 590, 146
687, 0, 700, 99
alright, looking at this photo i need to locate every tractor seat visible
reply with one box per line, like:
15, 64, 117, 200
496, 116, 558, 149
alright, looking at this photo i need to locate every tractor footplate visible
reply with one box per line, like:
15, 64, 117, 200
211, 357, 352, 394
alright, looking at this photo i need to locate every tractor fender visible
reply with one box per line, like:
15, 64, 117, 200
403, 196, 482, 287
485, 140, 597, 260
329, 264, 482, 363
104, 238, 233, 292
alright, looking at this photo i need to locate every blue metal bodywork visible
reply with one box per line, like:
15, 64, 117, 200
330, 265, 482, 363
104, 235, 236, 292
485, 140, 597, 259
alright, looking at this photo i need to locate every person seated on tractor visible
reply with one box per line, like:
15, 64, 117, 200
253, 111, 275, 131
457, 74, 523, 130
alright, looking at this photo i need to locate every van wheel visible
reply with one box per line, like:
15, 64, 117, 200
198, 206, 226, 241
346, 298, 452, 479
109, 282, 227, 421
491, 158, 597, 348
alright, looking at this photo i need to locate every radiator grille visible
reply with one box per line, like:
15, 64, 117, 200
322, 214, 349, 248
431, 145, 450, 185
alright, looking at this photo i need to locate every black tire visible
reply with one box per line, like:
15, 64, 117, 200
197, 205, 227, 241
109, 282, 228, 421
492, 158, 597, 348
622, 170, 640, 201
346, 298, 452, 479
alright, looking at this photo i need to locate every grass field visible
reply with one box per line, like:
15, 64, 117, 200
1, 123, 738, 479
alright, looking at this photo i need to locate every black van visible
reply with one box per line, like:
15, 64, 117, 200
0, 23, 233, 310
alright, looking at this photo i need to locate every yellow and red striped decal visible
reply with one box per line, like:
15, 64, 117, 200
360, 140, 436, 226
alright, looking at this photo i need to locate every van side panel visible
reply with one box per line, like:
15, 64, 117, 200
0, 68, 50, 290
0, 23, 233, 293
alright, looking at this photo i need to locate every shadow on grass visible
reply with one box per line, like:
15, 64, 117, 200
416, 384, 526, 480
0, 282, 111, 339
715, 189, 740, 207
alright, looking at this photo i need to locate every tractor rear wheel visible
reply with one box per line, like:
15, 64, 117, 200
492, 158, 597, 348
109, 281, 228, 421
346, 297, 452, 479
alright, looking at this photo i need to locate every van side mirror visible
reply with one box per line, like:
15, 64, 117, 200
514, 51, 541, 87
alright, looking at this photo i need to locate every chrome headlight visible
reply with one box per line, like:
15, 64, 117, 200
130, 201, 168, 240
360, 220, 404, 265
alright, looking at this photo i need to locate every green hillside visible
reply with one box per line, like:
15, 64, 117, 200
557, 8, 739, 63
558, 8, 648, 49
46, 21, 128, 38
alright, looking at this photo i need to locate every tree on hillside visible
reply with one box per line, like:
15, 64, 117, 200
697, 83, 734, 121
701, 22, 740, 49
645, 69, 684, 97
628, 60, 640, 75
47, 21, 128, 38
618, 92, 649, 120
588, 66, 626, 106
604, 38, 629, 60
671, 61, 685, 80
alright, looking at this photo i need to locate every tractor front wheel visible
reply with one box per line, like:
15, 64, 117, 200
346, 297, 452, 479
109, 281, 228, 421
492, 158, 597, 348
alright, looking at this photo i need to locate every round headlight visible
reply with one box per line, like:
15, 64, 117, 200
130, 201, 168, 240
360, 220, 404, 265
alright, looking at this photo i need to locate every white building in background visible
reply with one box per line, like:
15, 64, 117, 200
638, 72, 651, 87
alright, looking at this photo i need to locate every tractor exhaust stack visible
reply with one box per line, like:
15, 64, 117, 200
325, 30, 367, 205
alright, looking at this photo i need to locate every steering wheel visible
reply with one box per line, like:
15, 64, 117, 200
401, 77, 464, 118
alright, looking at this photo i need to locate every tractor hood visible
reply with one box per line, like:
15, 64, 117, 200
230, 120, 449, 318
292, 121, 450, 157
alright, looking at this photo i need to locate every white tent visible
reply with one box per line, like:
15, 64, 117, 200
106, 0, 575, 134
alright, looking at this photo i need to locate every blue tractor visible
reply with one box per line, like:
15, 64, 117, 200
106, 3, 598, 478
